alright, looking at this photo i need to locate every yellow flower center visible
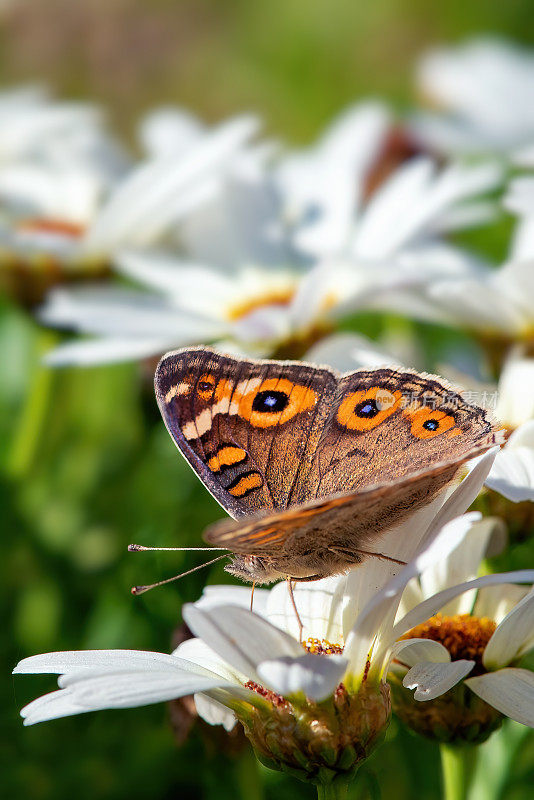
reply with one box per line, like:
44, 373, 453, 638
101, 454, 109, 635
303, 637, 344, 656
226, 288, 295, 322
401, 614, 496, 675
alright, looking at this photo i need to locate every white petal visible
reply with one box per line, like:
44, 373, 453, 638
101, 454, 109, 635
20, 690, 87, 726
193, 693, 236, 731
392, 570, 534, 643
304, 332, 398, 372
178, 170, 289, 269
351, 159, 501, 259
342, 489, 459, 641
21, 670, 233, 725
43, 337, 179, 366
466, 668, 534, 727
420, 517, 504, 614
266, 576, 345, 642
473, 583, 530, 623
13, 649, 181, 674
495, 357, 534, 428
278, 102, 389, 258
40, 286, 224, 339
257, 654, 347, 702
403, 660, 475, 701
415, 448, 498, 553
345, 451, 505, 673
183, 603, 302, 682
483, 588, 534, 669
344, 512, 484, 676
395, 578, 425, 620
173, 638, 246, 684
486, 438, 534, 502
196, 584, 270, 617
139, 107, 204, 158
388, 638, 451, 672
83, 115, 260, 252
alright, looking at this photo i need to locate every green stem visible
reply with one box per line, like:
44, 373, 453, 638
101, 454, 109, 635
317, 780, 349, 800
5, 329, 58, 477
235, 749, 264, 800
440, 744, 477, 800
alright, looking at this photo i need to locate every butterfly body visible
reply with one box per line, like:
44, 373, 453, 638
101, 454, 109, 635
155, 347, 501, 584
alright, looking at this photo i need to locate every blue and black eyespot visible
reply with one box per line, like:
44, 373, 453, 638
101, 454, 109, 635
252, 390, 289, 413
423, 419, 439, 431
354, 398, 379, 418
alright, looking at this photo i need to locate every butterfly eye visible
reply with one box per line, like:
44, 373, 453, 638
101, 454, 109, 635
252, 390, 289, 413
337, 386, 401, 431
407, 407, 457, 439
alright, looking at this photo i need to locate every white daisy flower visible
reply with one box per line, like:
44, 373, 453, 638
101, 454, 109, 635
39, 138, 501, 366
411, 38, 534, 156
390, 515, 534, 740
39, 249, 412, 366
277, 102, 501, 261
0, 103, 260, 303
13, 453, 506, 760
387, 254, 534, 346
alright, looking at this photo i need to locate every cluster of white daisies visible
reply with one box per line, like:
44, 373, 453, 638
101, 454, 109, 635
8, 37, 534, 769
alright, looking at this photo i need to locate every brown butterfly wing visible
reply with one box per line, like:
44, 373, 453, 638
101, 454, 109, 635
155, 347, 337, 518
205, 436, 501, 582
288, 367, 500, 504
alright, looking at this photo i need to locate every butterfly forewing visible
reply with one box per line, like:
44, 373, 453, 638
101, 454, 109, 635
155, 347, 336, 518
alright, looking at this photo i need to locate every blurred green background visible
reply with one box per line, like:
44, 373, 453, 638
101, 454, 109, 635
2, 1, 534, 798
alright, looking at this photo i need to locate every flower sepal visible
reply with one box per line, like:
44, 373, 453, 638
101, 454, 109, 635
390, 672, 503, 744
234, 680, 391, 785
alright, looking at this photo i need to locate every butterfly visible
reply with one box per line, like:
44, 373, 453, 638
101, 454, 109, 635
155, 346, 501, 586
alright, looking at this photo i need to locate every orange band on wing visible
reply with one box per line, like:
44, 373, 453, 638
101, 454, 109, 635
337, 386, 402, 431
228, 472, 263, 497
405, 406, 457, 440
208, 446, 247, 473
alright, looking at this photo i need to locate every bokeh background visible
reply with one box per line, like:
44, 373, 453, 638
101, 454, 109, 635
2, 1, 534, 798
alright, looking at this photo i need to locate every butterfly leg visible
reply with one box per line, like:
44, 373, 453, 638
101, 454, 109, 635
328, 545, 407, 567
286, 576, 304, 643
355, 549, 407, 566
250, 581, 256, 612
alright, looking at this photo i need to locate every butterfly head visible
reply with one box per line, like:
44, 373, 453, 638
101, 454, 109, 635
225, 553, 283, 584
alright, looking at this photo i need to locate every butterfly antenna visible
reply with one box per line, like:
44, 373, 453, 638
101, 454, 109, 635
131, 554, 227, 596
128, 544, 227, 552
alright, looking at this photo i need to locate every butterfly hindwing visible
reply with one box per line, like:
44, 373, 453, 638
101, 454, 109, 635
155, 347, 337, 518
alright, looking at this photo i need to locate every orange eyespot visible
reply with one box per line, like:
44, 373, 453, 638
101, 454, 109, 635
406, 406, 457, 440
196, 373, 216, 401
336, 386, 402, 431
238, 378, 318, 428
